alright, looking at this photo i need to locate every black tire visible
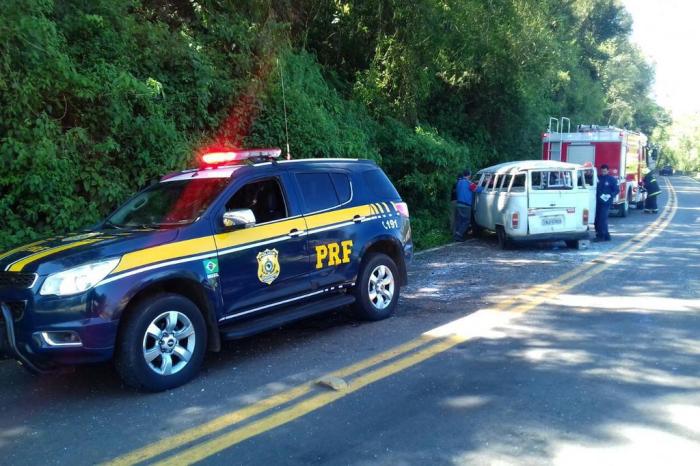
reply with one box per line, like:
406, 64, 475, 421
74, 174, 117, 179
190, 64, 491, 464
471, 221, 482, 237
496, 226, 511, 250
565, 239, 580, 249
115, 293, 207, 391
618, 199, 629, 217
352, 253, 400, 321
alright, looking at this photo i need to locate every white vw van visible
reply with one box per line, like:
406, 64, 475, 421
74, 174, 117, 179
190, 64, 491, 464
473, 160, 597, 249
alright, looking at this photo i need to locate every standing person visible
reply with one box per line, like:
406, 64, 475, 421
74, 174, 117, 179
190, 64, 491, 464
594, 164, 618, 242
642, 169, 662, 213
450, 174, 459, 234
453, 170, 482, 241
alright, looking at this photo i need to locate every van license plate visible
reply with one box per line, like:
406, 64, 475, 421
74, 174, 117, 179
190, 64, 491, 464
542, 216, 563, 226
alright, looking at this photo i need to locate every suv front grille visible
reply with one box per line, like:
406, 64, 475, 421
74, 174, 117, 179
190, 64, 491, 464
1, 301, 26, 323
1, 301, 26, 322
0, 272, 37, 289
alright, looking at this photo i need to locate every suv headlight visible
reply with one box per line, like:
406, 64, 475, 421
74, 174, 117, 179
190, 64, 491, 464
40, 258, 120, 296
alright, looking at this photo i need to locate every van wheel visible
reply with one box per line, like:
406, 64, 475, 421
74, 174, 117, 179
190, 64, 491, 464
115, 293, 207, 392
496, 227, 511, 250
352, 253, 400, 321
565, 239, 581, 249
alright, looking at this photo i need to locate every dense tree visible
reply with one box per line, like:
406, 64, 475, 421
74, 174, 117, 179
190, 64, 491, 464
0, 0, 666, 249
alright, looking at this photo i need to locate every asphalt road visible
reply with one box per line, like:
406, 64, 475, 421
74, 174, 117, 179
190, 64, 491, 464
1, 176, 698, 465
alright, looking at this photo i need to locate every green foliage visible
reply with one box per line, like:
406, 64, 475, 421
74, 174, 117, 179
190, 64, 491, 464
0, 0, 254, 248
247, 51, 379, 160
0, 0, 666, 251
662, 113, 700, 172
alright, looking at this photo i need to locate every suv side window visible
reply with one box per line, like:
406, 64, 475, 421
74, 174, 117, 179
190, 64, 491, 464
296, 173, 341, 213
330, 173, 352, 204
226, 178, 288, 224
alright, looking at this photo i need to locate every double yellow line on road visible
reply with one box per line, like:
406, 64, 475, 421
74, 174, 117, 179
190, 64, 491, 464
108, 179, 677, 466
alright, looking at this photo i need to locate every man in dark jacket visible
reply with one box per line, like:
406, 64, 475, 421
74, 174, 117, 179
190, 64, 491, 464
594, 164, 619, 242
643, 169, 662, 213
453, 170, 482, 241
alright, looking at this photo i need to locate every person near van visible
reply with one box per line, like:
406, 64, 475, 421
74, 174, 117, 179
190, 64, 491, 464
450, 174, 459, 234
453, 170, 482, 241
642, 169, 661, 213
594, 164, 618, 242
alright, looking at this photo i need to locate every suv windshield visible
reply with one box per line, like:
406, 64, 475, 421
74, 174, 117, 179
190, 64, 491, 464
107, 178, 230, 228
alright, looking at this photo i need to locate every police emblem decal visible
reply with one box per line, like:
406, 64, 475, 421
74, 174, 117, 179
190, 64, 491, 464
257, 249, 280, 285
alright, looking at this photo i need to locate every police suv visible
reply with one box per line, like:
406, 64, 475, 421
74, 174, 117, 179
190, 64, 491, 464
0, 149, 412, 391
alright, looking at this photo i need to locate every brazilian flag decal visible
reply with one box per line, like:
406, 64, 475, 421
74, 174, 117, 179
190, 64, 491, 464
202, 258, 219, 277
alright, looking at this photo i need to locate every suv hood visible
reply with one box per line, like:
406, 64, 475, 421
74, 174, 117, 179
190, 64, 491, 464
0, 229, 179, 276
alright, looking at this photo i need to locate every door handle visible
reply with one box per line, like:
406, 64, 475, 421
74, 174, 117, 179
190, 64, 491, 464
288, 228, 303, 237
353, 215, 364, 223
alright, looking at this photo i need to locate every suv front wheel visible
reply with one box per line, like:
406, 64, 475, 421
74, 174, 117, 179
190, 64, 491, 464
352, 253, 400, 321
115, 293, 207, 391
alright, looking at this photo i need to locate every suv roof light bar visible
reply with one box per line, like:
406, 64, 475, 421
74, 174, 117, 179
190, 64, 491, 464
201, 148, 282, 167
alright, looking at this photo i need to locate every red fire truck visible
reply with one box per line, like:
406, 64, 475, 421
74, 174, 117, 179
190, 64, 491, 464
542, 117, 653, 216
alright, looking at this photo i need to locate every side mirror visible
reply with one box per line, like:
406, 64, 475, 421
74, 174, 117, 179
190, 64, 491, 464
223, 209, 256, 229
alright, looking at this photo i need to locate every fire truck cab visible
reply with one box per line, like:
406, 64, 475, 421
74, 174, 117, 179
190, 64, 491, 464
542, 117, 653, 217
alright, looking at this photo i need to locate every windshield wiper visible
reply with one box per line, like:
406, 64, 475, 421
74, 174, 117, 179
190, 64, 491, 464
136, 220, 192, 229
103, 219, 124, 230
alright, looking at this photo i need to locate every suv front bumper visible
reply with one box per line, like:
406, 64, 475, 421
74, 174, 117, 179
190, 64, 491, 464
1, 303, 46, 373
1, 300, 118, 371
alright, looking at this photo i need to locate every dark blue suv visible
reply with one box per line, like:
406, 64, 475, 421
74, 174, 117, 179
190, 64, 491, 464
0, 150, 412, 390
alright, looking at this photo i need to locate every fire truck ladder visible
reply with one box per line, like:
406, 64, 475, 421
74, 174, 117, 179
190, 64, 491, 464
546, 117, 570, 161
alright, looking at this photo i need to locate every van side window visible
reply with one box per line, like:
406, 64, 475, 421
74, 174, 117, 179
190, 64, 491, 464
577, 171, 586, 188
510, 174, 525, 192
500, 174, 512, 191
584, 169, 595, 186
487, 175, 497, 191
480, 174, 491, 189
226, 178, 288, 224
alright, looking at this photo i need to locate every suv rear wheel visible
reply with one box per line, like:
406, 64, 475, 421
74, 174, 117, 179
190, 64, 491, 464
115, 293, 207, 391
352, 253, 400, 321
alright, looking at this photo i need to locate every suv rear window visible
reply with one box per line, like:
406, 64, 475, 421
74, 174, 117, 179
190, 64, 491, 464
361, 169, 400, 199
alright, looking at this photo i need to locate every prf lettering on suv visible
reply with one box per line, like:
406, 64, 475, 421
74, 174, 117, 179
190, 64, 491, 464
0, 149, 412, 391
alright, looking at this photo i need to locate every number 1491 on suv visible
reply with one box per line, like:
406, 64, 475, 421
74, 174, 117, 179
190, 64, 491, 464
0, 149, 412, 391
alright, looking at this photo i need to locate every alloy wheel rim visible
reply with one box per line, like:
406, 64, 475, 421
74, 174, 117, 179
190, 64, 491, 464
142, 311, 196, 376
368, 264, 395, 310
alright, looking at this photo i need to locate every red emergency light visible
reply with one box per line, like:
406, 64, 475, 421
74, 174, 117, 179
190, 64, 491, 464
200, 148, 282, 167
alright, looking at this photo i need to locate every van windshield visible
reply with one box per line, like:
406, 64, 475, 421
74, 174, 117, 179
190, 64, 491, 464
530, 171, 574, 190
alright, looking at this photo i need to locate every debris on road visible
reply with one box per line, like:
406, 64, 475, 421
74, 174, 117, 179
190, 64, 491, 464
316, 376, 348, 391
